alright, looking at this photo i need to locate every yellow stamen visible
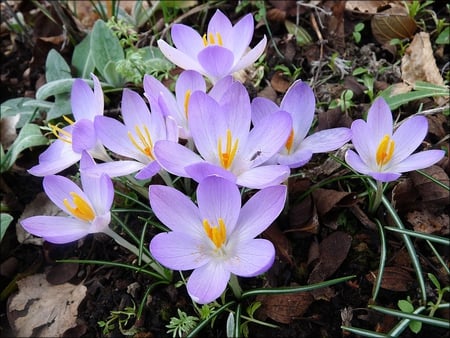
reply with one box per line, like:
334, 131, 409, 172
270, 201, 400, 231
63, 115, 75, 125
376, 134, 395, 166
63, 192, 95, 222
202, 32, 223, 47
203, 218, 227, 249
184, 90, 191, 119
49, 123, 72, 144
285, 128, 295, 153
217, 129, 239, 170
128, 125, 155, 159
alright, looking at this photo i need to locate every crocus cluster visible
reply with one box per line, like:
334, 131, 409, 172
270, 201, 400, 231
20, 9, 444, 305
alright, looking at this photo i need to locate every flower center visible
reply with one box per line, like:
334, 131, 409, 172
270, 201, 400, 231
203, 218, 227, 249
183, 90, 191, 119
376, 134, 395, 167
217, 129, 239, 170
63, 192, 95, 222
285, 128, 295, 153
202, 32, 223, 47
49, 116, 75, 144
128, 125, 155, 159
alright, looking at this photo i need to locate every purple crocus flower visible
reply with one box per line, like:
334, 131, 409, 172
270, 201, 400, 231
157, 9, 267, 84
345, 97, 445, 182
21, 152, 114, 244
154, 81, 292, 189
28, 74, 109, 176
149, 176, 286, 304
251, 80, 352, 168
91, 89, 178, 180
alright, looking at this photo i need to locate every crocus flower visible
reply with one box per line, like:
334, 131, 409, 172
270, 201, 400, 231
91, 88, 178, 179
157, 9, 267, 84
144, 71, 234, 140
21, 152, 114, 244
154, 81, 292, 189
345, 97, 445, 182
251, 80, 352, 168
28, 74, 110, 176
149, 176, 286, 304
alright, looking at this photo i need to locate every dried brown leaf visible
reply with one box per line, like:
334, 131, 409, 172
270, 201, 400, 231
257, 291, 314, 324
312, 188, 356, 216
371, 6, 417, 45
270, 71, 292, 93
7, 274, 87, 337
409, 165, 450, 205
46, 261, 80, 285
406, 210, 449, 236
345, 1, 391, 14
263, 223, 294, 265
365, 267, 414, 292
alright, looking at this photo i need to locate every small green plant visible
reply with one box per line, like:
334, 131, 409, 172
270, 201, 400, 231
329, 89, 355, 113
390, 38, 409, 57
398, 297, 422, 334
353, 67, 376, 102
352, 22, 365, 44
274, 64, 302, 81
98, 302, 138, 336
166, 309, 199, 337
427, 273, 450, 317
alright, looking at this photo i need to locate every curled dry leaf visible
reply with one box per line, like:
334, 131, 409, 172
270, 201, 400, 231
365, 266, 414, 292
409, 165, 450, 206
7, 274, 87, 337
371, 6, 417, 46
263, 223, 294, 266
406, 210, 449, 236
256, 291, 314, 324
345, 1, 391, 14
312, 188, 357, 217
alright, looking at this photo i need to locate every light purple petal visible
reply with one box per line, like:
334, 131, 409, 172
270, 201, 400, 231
350, 119, 376, 169
197, 176, 241, 234
300, 127, 351, 153
230, 36, 267, 74
277, 149, 312, 168
392, 150, 445, 173
143, 74, 174, 113
90, 213, 111, 233
235, 185, 286, 240
208, 10, 233, 45
369, 171, 401, 182
135, 161, 161, 180
366, 97, 393, 142
21, 216, 89, 244
229, 13, 254, 58
208, 75, 234, 101
283, 80, 315, 142
224, 239, 275, 277
149, 184, 202, 234
245, 110, 292, 166
43, 175, 90, 215
184, 162, 237, 184
91, 73, 104, 116
81, 173, 114, 215
71, 79, 96, 121
154, 140, 203, 177
72, 119, 96, 152
121, 89, 153, 129
251, 97, 279, 125
391, 116, 427, 163
95, 116, 141, 159
345, 149, 371, 175
198, 46, 234, 82
86, 161, 145, 178
28, 140, 80, 176
237, 165, 290, 189
171, 24, 204, 56
187, 262, 230, 304
150, 232, 209, 270
157, 40, 204, 74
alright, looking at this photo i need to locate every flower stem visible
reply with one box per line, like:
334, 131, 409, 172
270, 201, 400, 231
370, 180, 383, 214
228, 274, 242, 300
102, 227, 169, 280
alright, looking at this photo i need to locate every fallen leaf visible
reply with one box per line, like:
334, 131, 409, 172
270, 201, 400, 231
401, 32, 448, 105
0, 114, 20, 149
365, 267, 414, 292
270, 71, 292, 93
345, 1, 391, 14
406, 210, 449, 236
7, 274, 87, 337
371, 6, 417, 46
409, 165, 450, 206
46, 261, 80, 285
257, 291, 314, 324
263, 223, 294, 266
312, 188, 357, 217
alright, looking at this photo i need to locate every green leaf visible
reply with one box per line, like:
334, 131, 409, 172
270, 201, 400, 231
409, 320, 422, 334
102, 61, 125, 88
72, 33, 95, 78
0, 213, 13, 242
436, 26, 450, 45
226, 312, 235, 338
45, 49, 72, 82
427, 273, 441, 290
36, 78, 76, 100
380, 81, 449, 110
398, 299, 414, 313
46, 94, 72, 121
0, 97, 39, 128
284, 20, 312, 46
91, 20, 124, 82
0, 123, 48, 173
